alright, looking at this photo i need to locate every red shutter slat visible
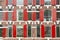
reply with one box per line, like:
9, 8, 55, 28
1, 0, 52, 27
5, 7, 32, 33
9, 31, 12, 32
12, 8, 16, 21
41, 24, 45, 38
51, 24, 56, 38
39, 9, 44, 21
32, 0, 36, 5
24, 0, 28, 5
12, 0, 16, 5
23, 24, 27, 37
2, 28, 6, 38
23, 9, 28, 21
12, 25, 16, 37
40, 0, 44, 5
6, 0, 8, 5
32, 12, 36, 21
3, 12, 8, 21
51, 0, 56, 5
51, 8, 56, 21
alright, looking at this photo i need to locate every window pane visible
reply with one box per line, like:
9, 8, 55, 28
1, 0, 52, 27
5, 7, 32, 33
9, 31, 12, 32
45, 0, 51, 5
45, 27, 51, 37
8, 0, 12, 5
28, 12, 32, 20
0, 12, 3, 21
36, 12, 39, 20
8, 12, 12, 21
37, 24, 40, 37
44, 10, 51, 21
17, 0, 23, 5
28, 0, 32, 5
36, 0, 39, 5
28, 24, 31, 37
17, 26, 23, 37
18, 9, 23, 20
9, 26, 12, 37
57, 12, 60, 20
0, 28, 2, 37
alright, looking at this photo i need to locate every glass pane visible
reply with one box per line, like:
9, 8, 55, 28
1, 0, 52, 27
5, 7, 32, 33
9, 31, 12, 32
0, 28, 2, 37
0, 12, 3, 21
28, 0, 32, 5
28, 24, 31, 37
17, 26, 23, 37
45, 27, 51, 37
28, 12, 32, 20
8, 0, 12, 5
17, 0, 23, 5
36, 0, 39, 5
18, 9, 23, 20
8, 12, 12, 21
37, 24, 40, 37
44, 10, 51, 21
9, 27, 12, 37
45, 0, 51, 5
36, 12, 39, 20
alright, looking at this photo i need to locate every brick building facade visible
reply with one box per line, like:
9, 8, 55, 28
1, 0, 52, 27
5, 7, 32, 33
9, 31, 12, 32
0, 0, 60, 40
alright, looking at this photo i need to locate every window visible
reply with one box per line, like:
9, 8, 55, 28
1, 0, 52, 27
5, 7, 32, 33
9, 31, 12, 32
0, 28, 2, 37
56, 0, 59, 5
0, 12, 3, 21
56, 24, 60, 37
44, 10, 51, 21
28, 24, 31, 37
8, 12, 12, 21
45, 0, 51, 5
45, 26, 51, 37
57, 12, 60, 20
18, 9, 23, 20
37, 24, 40, 37
17, 0, 23, 5
8, 0, 12, 5
36, 12, 39, 20
28, 0, 32, 5
17, 25, 23, 37
36, 0, 39, 5
28, 12, 32, 20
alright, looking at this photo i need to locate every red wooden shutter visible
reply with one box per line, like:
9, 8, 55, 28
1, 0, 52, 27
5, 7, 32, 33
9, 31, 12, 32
6, 0, 8, 5
40, 0, 44, 5
23, 9, 28, 21
51, 8, 56, 21
3, 12, 8, 21
51, 24, 56, 38
51, 0, 56, 5
12, 25, 16, 37
12, 8, 16, 21
32, 0, 36, 5
39, 9, 44, 21
41, 24, 45, 38
12, 0, 16, 5
32, 12, 36, 21
23, 24, 27, 37
24, 0, 28, 5
2, 28, 7, 38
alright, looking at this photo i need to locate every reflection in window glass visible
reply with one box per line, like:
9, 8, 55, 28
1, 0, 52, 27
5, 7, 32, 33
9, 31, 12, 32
9, 27, 12, 37
28, 12, 32, 20
8, 12, 12, 21
36, 0, 39, 5
56, 25, 60, 37
36, 12, 39, 20
8, 0, 12, 5
0, 12, 3, 21
57, 12, 60, 20
45, 0, 51, 5
44, 10, 51, 21
0, 28, 2, 37
28, 0, 32, 5
37, 24, 40, 37
17, 0, 23, 5
45, 27, 51, 37
28, 24, 31, 37
17, 26, 23, 37
18, 9, 23, 20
